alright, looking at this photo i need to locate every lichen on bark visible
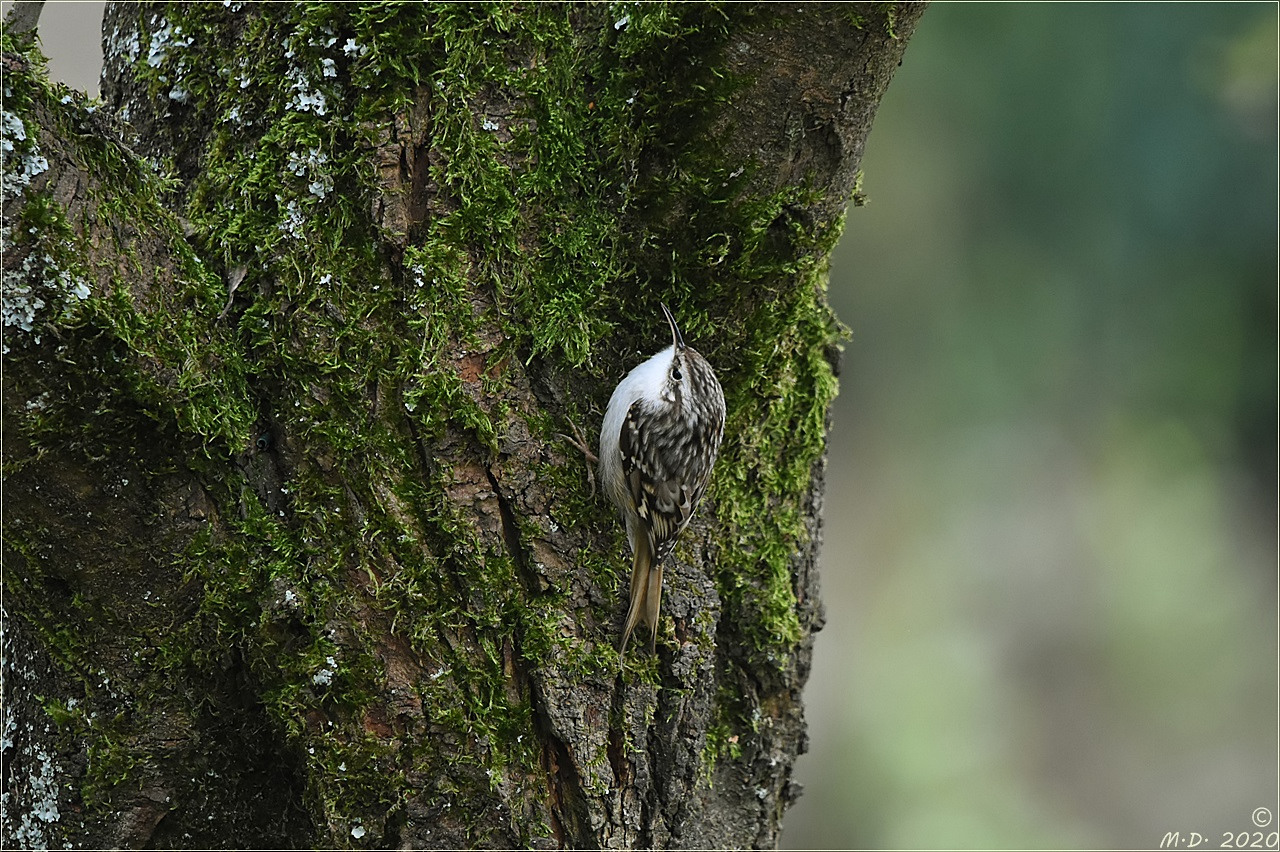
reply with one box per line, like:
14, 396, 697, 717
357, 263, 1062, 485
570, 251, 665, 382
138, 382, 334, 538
3, 2, 923, 848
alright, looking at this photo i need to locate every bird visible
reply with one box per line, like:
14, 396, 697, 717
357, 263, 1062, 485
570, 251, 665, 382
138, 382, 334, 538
597, 303, 726, 659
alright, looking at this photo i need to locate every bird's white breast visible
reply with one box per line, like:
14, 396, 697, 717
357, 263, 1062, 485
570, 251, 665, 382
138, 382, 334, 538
598, 345, 674, 520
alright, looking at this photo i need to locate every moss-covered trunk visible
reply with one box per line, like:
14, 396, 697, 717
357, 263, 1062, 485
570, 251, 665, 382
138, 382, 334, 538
2, 2, 922, 847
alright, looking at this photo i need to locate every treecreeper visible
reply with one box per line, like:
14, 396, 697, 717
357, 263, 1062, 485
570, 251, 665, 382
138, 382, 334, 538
597, 304, 726, 659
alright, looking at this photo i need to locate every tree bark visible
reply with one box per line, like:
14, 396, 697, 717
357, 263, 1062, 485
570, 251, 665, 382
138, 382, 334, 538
2, 3, 923, 848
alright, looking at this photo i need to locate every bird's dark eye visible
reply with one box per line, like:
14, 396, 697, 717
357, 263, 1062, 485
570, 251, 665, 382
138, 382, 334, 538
672, 367, 683, 381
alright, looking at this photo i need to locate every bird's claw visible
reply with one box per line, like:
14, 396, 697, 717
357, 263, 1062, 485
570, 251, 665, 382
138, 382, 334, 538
558, 418, 598, 498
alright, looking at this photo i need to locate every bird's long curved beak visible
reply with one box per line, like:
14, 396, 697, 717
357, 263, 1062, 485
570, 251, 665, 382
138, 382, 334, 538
659, 302, 686, 350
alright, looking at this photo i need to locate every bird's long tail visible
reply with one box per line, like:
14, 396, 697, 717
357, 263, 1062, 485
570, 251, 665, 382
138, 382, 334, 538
620, 534, 662, 661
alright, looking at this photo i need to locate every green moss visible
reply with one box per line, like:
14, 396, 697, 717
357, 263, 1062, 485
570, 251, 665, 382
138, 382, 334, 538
881, 2, 901, 39
83, 724, 143, 811
7, 1, 854, 840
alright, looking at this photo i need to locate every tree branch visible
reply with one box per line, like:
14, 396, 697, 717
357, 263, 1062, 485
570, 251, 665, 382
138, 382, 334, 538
4, 1, 43, 35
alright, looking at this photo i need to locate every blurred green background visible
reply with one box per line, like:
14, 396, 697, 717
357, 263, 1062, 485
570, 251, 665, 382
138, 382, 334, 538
21, 2, 1278, 848
783, 4, 1278, 848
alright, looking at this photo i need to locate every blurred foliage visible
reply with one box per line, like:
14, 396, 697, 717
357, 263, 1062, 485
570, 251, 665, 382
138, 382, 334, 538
783, 4, 1276, 849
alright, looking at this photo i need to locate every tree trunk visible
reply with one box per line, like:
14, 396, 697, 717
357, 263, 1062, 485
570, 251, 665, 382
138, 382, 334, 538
1, 3, 923, 848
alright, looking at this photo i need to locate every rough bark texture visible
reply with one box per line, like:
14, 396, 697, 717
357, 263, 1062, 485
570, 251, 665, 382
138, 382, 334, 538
2, 3, 922, 848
